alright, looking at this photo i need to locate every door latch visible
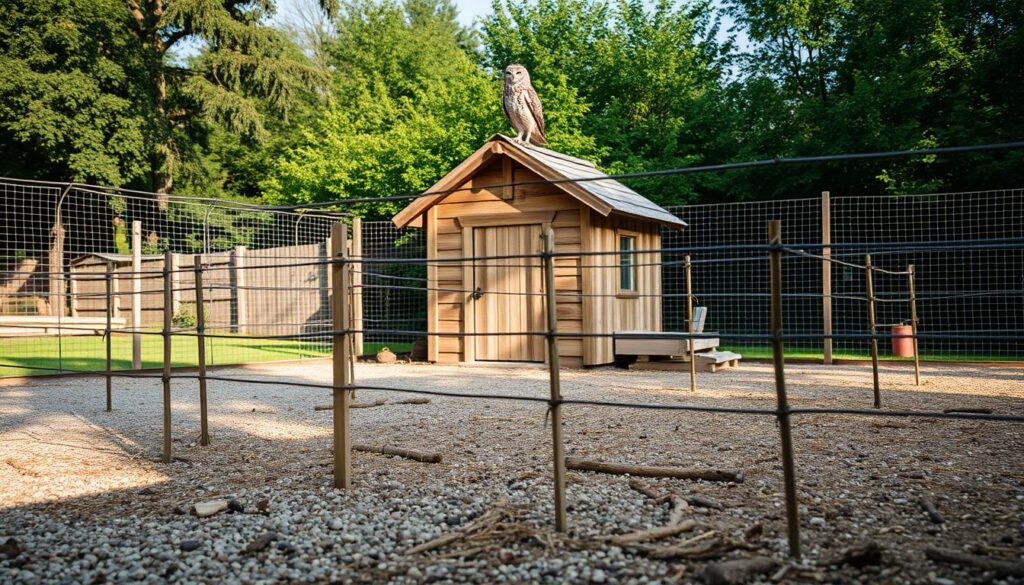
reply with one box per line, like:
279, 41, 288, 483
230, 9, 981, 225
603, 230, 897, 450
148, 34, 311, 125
471, 287, 485, 300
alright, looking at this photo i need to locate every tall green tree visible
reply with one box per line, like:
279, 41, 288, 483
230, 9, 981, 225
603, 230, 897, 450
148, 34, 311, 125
483, 0, 735, 205
0, 0, 151, 185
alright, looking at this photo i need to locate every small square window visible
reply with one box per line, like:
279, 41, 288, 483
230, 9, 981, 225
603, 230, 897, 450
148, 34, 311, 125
619, 235, 636, 292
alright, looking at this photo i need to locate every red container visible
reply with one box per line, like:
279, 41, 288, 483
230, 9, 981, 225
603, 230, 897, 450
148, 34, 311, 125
890, 325, 915, 357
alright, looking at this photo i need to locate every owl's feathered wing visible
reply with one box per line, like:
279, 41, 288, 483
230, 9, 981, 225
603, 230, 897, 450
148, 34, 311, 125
525, 85, 547, 146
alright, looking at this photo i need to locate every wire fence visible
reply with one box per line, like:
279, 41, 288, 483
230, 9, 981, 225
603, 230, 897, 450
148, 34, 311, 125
4, 179, 1022, 379
0, 178, 341, 376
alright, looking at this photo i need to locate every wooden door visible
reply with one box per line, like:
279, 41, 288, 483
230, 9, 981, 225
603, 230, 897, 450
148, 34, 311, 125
473, 224, 545, 362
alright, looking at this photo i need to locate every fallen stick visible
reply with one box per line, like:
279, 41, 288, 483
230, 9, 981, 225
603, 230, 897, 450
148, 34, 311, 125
925, 547, 1024, 577
315, 398, 430, 411
920, 497, 944, 524
566, 457, 743, 483
406, 507, 506, 555
942, 407, 993, 415
352, 444, 442, 463
609, 518, 696, 545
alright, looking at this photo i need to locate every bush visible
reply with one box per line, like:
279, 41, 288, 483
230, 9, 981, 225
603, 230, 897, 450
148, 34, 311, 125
172, 303, 200, 329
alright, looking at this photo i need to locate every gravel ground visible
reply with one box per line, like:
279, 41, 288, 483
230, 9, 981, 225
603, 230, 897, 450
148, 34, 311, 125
1, 360, 1023, 584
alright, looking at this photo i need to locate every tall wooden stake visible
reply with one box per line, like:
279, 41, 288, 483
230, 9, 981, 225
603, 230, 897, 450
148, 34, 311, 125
821, 191, 833, 365
865, 255, 881, 408
542, 228, 568, 532
105, 262, 113, 412
685, 255, 697, 393
768, 220, 801, 560
131, 220, 142, 369
162, 250, 173, 464
194, 255, 210, 446
908, 264, 921, 386
331, 223, 352, 488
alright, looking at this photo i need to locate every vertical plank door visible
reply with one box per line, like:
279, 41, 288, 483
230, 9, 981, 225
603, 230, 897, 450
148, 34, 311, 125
473, 224, 544, 362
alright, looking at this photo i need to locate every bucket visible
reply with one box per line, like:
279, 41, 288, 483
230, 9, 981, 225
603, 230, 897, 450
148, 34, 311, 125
890, 325, 915, 357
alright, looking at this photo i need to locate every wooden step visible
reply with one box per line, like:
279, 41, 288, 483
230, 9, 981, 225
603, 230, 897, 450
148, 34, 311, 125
694, 351, 742, 373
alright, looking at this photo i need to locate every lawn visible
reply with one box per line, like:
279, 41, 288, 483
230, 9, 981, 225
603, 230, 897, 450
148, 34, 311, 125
722, 345, 1021, 362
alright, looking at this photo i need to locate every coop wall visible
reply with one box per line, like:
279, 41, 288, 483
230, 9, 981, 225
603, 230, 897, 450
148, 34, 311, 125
426, 157, 586, 366
581, 211, 663, 365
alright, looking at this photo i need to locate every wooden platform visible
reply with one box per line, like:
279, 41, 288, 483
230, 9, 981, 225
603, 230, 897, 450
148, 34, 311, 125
613, 331, 721, 357
613, 330, 742, 373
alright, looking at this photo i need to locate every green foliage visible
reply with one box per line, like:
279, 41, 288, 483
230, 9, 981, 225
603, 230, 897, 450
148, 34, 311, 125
261, 0, 503, 217
0, 0, 151, 184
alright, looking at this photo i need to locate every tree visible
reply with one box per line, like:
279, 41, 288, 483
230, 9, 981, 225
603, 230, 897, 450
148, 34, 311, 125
123, 0, 330, 207
0, 0, 150, 185
483, 0, 735, 205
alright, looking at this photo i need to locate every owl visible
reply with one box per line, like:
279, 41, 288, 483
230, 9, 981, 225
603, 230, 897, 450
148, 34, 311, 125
502, 64, 547, 146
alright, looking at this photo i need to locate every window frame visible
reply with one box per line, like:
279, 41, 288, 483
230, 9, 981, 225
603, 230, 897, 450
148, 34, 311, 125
616, 230, 638, 298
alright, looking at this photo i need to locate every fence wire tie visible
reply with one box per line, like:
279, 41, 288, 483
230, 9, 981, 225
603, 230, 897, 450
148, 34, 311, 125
543, 398, 565, 429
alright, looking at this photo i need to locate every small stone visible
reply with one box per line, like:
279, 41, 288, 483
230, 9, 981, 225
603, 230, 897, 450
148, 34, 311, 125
256, 499, 270, 513
809, 516, 827, 527
0, 537, 24, 559
192, 500, 229, 518
329, 519, 344, 531
499, 549, 516, 564
592, 569, 607, 583
277, 542, 295, 554
179, 540, 202, 552
227, 499, 244, 513
407, 566, 423, 579
245, 534, 274, 553
137, 487, 157, 496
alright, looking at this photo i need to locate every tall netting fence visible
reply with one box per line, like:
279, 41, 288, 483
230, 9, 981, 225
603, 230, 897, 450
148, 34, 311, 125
663, 199, 823, 357
0, 178, 341, 377
358, 221, 427, 357
663, 188, 1024, 360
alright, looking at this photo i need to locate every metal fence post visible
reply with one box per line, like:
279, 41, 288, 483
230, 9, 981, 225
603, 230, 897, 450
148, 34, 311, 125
105, 262, 113, 412
685, 254, 697, 392
132, 220, 142, 370
194, 255, 210, 446
768, 220, 801, 560
908, 264, 921, 386
331, 223, 352, 489
162, 250, 173, 464
865, 255, 881, 408
542, 228, 568, 532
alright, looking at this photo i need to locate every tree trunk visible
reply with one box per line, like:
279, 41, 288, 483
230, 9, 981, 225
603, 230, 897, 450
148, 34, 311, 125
152, 67, 172, 210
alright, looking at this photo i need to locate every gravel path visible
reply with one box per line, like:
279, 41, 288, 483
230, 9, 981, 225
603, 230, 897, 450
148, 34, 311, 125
2, 360, 1023, 584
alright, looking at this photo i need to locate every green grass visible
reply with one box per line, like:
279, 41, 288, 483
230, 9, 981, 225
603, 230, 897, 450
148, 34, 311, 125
722, 345, 1021, 362
0, 335, 419, 378
0, 333, 334, 378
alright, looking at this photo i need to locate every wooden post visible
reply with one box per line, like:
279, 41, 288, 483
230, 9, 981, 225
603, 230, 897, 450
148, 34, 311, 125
331, 223, 352, 488
351, 218, 364, 358
542, 228, 568, 532
685, 255, 697, 393
161, 250, 173, 464
131, 220, 142, 370
821, 192, 833, 364
768, 220, 801, 560
194, 255, 210, 446
232, 246, 247, 334
865, 255, 881, 408
48, 222, 66, 318
105, 262, 113, 412
908, 264, 921, 386
170, 253, 181, 313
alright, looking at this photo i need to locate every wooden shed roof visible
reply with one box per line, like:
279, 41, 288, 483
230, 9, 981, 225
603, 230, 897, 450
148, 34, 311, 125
392, 135, 687, 229
70, 253, 163, 265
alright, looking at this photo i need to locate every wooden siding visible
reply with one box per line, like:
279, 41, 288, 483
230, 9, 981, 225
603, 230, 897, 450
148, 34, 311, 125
581, 211, 662, 365
425, 158, 584, 365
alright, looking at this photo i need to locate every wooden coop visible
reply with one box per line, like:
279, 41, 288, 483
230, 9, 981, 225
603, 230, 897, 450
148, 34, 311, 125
392, 134, 686, 367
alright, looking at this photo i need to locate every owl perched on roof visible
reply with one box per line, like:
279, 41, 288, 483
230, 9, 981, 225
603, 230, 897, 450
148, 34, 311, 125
502, 65, 547, 146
